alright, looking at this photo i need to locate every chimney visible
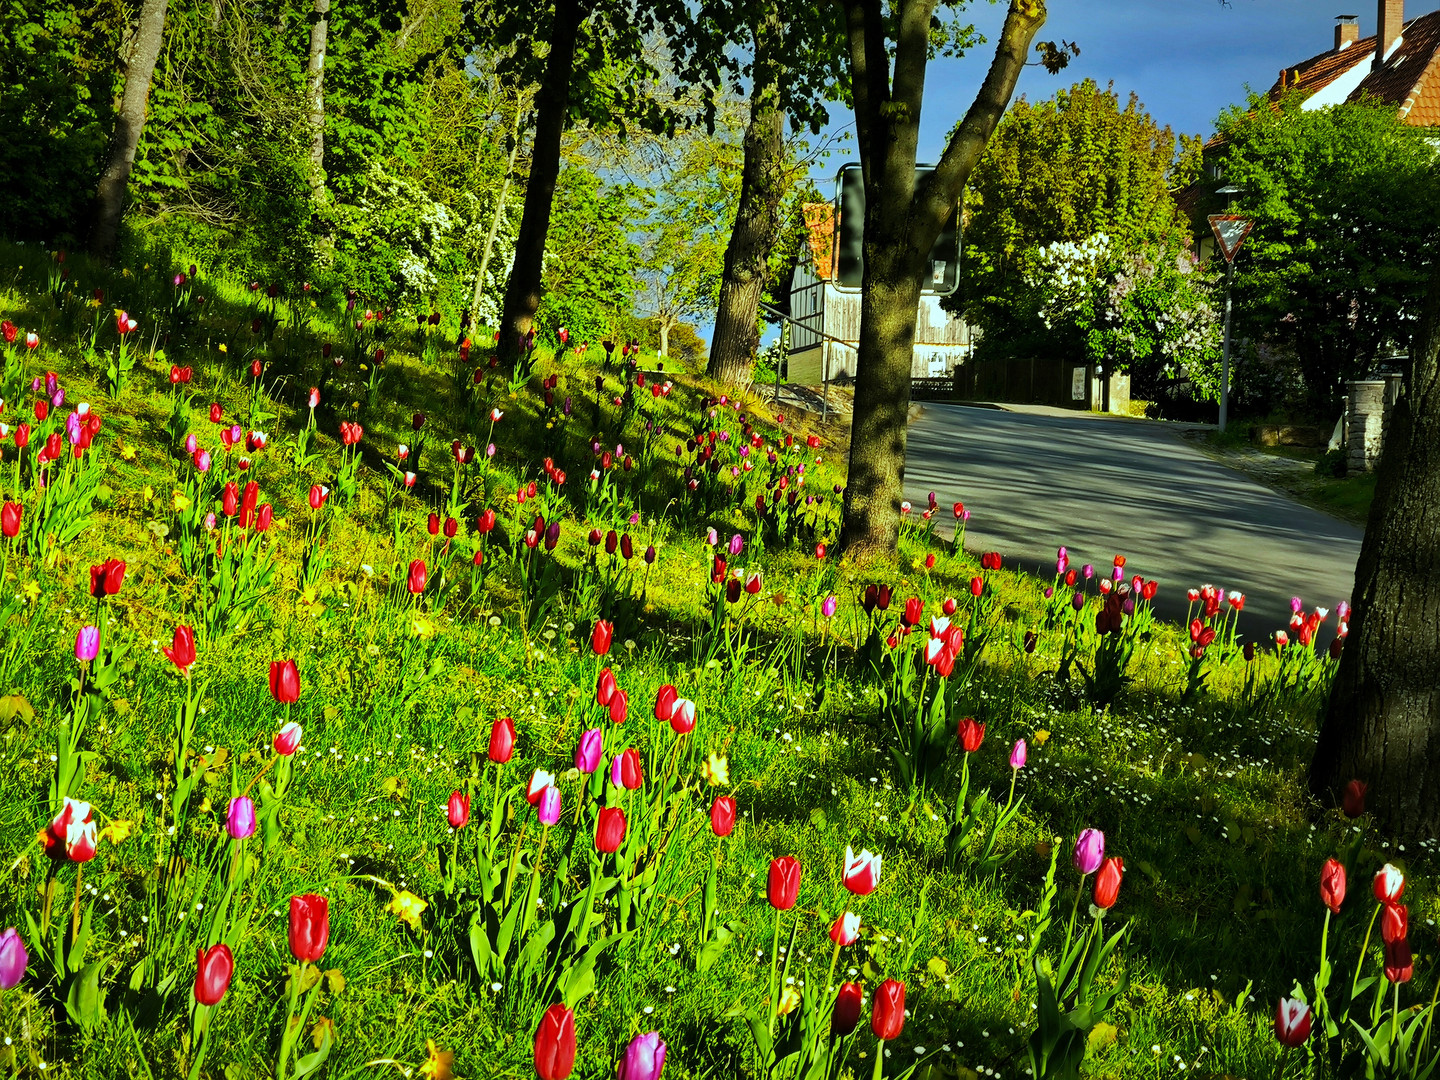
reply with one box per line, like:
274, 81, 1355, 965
1335, 15, 1360, 51
1376, 0, 1404, 68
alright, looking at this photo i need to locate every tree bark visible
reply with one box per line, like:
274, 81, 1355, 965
90, 0, 171, 261
470, 107, 525, 330
499, 0, 583, 358
658, 314, 672, 357
306, 0, 330, 204
1310, 267, 1440, 840
706, 7, 786, 386
837, 0, 1045, 556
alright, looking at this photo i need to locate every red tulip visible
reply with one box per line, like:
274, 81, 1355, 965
255, 504, 273, 532
957, 716, 985, 753
163, 626, 197, 672
222, 482, 239, 517
1382, 902, 1408, 945
871, 979, 905, 1040
1320, 858, 1346, 915
0, 501, 19, 539
901, 597, 923, 627
269, 659, 300, 704
33, 400, 46, 423
274, 721, 302, 756
615, 747, 642, 789
13, 423, 27, 449
1385, 937, 1414, 983
194, 943, 233, 1006
1374, 864, 1405, 904
767, 855, 801, 911
407, 559, 427, 594
488, 717, 516, 763
427, 512, 440, 536
477, 508, 496, 533
444, 516, 458, 539
595, 806, 627, 853
710, 796, 736, 837
596, 667, 617, 707
654, 684, 678, 722
1093, 856, 1124, 909
831, 983, 863, 1036
89, 558, 126, 599
533, 1002, 577, 1080
608, 688, 628, 725
1274, 998, 1311, 1047
591, 619, 613, 656
447, 791, 470, 829
1342, 780, 1367, 818
308, 485, 327, 510
842, 846, 882, 895
288, 894, 329, 963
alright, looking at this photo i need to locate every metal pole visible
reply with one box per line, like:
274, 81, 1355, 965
1220, 256, 1234, 433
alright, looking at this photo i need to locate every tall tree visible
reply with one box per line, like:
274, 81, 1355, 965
470, 0, 688, 361
683, 1, 845, 386
90, 0, 170, 260
837, 0, 1048, 556
306, 0, 330, 204
1311, 263, 1440, 840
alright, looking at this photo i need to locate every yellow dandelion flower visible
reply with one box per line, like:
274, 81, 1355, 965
99, 819, 133, 844
20, 581, 39, 603
218, 343, 227, 354
171, 490, 192, 513
386, 890, 428, 932
1032, 729, 1051, 747
410, 612, 438, 640
702, 753, 729, 787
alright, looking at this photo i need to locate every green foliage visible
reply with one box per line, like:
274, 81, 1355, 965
536, 167, 641, 343
959, 78, 1196, 333
1213, 93, 1440, 412
0, 1, 122, 242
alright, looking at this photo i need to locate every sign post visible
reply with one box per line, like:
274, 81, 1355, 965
1208, 214, 1254, 433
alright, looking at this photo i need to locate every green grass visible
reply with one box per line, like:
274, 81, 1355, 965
0, 242, 1423, 1080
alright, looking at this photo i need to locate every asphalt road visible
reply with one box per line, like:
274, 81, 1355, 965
903, 404, 1364, 641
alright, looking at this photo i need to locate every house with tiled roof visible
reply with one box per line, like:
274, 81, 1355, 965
1263, 1, 1440, 128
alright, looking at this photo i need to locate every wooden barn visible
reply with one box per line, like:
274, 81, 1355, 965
785, 202, 974, 387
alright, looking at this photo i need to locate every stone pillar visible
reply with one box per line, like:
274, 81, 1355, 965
1347, 379, 1387, 473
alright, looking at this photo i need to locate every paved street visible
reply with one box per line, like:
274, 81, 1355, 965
904, 403, 1364, 641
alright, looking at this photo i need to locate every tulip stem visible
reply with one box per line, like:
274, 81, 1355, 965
240, 752, 279, 801
1271, 1046, 1288, 1080
70, 863, 84, 943
871, 1037, 885, 1080
1348, 903, 1383, 1014
768, 906, 782, 1037
1391, 981, 1400, 1051
825, 936, 842, 994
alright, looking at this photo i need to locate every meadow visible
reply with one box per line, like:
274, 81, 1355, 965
0, 241, 1420, 1080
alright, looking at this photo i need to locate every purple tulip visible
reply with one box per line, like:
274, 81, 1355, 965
1082, 564, 1094, 580
486, 443, 496, 458
1043, 587, 1054, 599
1071, 592, 1085, 611
1121, 598, 1135, 616
1072, 828, 1105, 875
728, 533, 744, 557
227, 796, 256, 839
1291, 596, 1304, 614
537, 784, 562, 826
1111, 565, 1123, 582
575, 728, 603, 774
1009, 739, 1027, 770
0, 928, 27, 990
821, 595, 837, 619
75, 626, 99, 662
610, 755, 625, 787
617, 1032, 667, 1080
1057, 546, 1067, 560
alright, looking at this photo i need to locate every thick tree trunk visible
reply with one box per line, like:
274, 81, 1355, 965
837, 0, 1044, 556
499, 0, 582, 358
1310, 268, 1440, 839
706, 8, 786, 386
90, 0, 170, 261
306, 0, 330, 203
658, 315, 672, 358
470, 108, 525, 330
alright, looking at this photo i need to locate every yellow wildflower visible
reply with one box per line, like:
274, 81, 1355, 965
142, 485, 155, 503
1032, 729, 1051, 747
777, 985, 802, 1016
99, 819, 133, 844
702, 753, 729, 787
20, 581, 39, 603
387, 890, 427, 932
218, 343, 227, 354
419, 1039, 453, 1080
172, 490, 192, 513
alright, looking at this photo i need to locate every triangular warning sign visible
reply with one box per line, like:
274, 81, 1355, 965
1208, 214, 1253, 263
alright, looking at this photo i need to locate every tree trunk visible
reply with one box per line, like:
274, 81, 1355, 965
470, 107, 525, 331
1310, 267, 1440, 839
90, 0, 170, 261
706, 8, 786, 386
306, 0, 330, 204
658, 315, 672, 358
498, 0, 583, 358
836, 0, 1044, 556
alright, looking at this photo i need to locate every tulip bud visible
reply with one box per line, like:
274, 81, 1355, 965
871, 979, 906, 1040
288, 894, 329, 963
595, 806, 627, 853
194, 942, 234, 1006
274, 721, 302, 756
0, 928, 28, 991
1274, 997, 1311, 1047
74, 626, 99, 662
574, 728, 603, 774
533, 1003, 577, 1080
1010, 739, 1028, 770
1093, 856, 1124, 909
829, 911, 860, 946
488, 717, 516, 763
767, 855, 801, 911
1073, 828, 1105, 875
831, 983, 863, 1036
1342, 779, 1367, 818
536, 784, 562, 826
710, 795, 736, 837
842, 845, 882, 895
1320, 857, 1346, 914
617, 1032, 666, 1080
227, 796, 257, 839
447, 791, 469, 829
